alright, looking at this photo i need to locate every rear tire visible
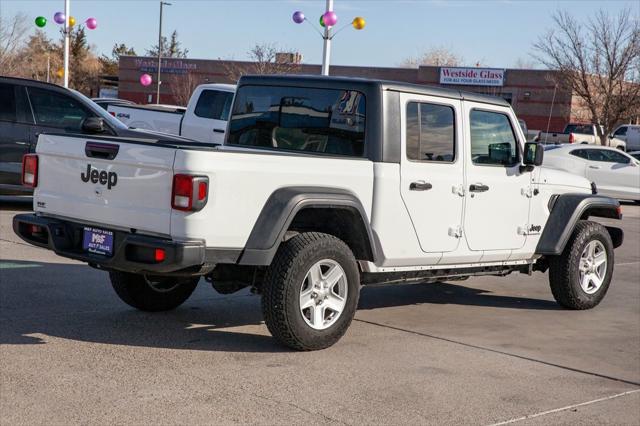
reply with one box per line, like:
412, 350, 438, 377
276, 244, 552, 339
548, 221, 614, 310
261, 232, 360, 351
109, 272, 199, 311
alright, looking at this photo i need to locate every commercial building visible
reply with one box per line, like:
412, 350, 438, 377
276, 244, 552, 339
117, 56, 636, 132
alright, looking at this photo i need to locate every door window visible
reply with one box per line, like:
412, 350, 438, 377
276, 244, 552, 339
194, 90, 234, 120
0, 84, 17, 122
28, 88, 89, 131
406, 102, 455, 162
613, 126, 627, 137
570, 149, 590, 159
470, 110, 519, 166
587, 149, 630, 164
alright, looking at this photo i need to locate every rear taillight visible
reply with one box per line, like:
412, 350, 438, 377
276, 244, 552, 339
569, 133, 575, 143
22, 154, 38, 187
171, 174, 208, 211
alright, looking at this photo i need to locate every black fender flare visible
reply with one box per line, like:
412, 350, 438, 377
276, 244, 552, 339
238, 186, 378, 265
536, 194, 623, 256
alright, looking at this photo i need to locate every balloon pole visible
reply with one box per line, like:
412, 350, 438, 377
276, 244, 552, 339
63, 0, 70, 88
321, 0, 333, 76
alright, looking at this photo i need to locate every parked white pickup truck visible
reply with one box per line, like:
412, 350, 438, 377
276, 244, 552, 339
108, 83, 235, 143
15, 75, 624, 351
536, 123, 626, 150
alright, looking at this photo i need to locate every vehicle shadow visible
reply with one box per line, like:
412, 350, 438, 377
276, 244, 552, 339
0, 260, 559, 353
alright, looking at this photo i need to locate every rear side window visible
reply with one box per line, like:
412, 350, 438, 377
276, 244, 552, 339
406, 102, 455, 162
28, 88, 89, 131
470, 110, 519, 166
228, 85, 366, 157
194, 90, 234, 120
570, 149, 589, 159
0, 84, 17, 122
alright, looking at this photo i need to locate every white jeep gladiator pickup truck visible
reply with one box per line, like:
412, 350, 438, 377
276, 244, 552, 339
108, 83, 235, 144
14, 75, 624, 351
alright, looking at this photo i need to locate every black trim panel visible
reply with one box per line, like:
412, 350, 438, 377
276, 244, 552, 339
238, 186, 377, 265
536, 194, 622, 255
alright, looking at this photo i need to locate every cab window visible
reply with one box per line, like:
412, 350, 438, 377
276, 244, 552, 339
406, 102, 455, 162
194, 90, 234, 121
470, 110, 519, 166
613, 126, 627, 137
28, 88, 89, 131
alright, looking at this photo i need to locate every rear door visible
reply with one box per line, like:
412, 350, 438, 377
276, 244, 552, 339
181, 89, 234, 143
399, 93, 464, 253
585, 149, 640, 199
35, 134, 177, 236
0, 83, 34, 189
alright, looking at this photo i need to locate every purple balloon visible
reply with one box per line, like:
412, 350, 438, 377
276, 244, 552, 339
322, 11, 337, 27
86, 17, 97, 30
53, 12, 65, 25
292, 11, 305, 24
140, 74, 152, 87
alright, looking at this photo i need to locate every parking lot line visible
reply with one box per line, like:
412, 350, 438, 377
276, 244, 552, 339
354, 318, 640, 387
487, 389, 640, 425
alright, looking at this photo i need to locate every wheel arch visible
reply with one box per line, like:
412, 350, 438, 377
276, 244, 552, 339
536, 194, 623, 256
238, 187, 379, 265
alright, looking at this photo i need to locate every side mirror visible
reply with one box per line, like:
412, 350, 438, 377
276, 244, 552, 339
82, 117, 106, 134
608, 134, 614, 139
523, 142, 544, 167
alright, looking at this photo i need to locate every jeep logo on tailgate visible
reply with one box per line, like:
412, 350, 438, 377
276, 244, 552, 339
81, 164, 118, 189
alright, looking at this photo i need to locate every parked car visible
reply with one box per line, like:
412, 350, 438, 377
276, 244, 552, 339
108, 83, 236, 143
0, 76, 195, 196
611, 124, 640, 152
543, 144, 640, 202
91, 97, 136, 111
536, 123, 626, 150
13, 75, 624, 351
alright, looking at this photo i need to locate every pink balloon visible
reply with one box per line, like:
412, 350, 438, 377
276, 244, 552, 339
85, 17, 97, 30
322, 11, 337, 27
140, 74, 152, 86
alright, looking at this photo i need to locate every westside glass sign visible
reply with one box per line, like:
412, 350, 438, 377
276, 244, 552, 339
439, 67, 505, 87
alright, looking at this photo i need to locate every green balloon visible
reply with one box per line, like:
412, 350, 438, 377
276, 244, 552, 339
35, 16, 47, 28
319, 15, 325, 27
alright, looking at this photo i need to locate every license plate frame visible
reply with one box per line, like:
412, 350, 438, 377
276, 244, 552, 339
82, 227, 114, 257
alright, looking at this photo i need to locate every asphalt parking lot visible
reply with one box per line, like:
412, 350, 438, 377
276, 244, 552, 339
1, 200, 638, 425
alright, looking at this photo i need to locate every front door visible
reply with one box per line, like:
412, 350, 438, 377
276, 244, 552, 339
399, 94, 464, 253
462, 103, 531, 251
0, 83, 33, 189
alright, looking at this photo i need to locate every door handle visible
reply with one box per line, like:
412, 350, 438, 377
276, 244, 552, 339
469, 183, 489, 192
15, 141, 28, 146
410, 181, 433, 191
213, 128, 225, 133
588, 165, 601, 169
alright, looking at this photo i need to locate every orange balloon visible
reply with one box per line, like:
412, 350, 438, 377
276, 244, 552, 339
68, 16, 76, 26
352, 17, 366, 30
56, 69, 64, 78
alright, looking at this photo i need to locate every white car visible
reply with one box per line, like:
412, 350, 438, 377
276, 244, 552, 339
543, 144, 640, 202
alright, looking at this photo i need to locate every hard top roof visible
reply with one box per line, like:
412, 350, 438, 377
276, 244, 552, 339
237, 74, 510, 107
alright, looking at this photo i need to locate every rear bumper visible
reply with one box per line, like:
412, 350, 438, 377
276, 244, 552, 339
12, 214, 218, 275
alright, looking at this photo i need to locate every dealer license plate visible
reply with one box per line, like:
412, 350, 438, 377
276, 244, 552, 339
82, 227, 114, 256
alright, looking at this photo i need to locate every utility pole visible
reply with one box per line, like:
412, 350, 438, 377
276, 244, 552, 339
63, 0, 70, 87
157, 1, 171, 104
321, 0, 333, 76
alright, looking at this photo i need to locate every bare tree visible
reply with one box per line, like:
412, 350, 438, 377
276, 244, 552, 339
534, 9, 640, 144
0, 13, 29, 74
223, 43, 301, 81
512, 57, 538, 69
168, 72, 200, 106
401, 46, 463, 68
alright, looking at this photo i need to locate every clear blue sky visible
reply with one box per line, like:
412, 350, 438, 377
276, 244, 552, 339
1, 0, 638, 68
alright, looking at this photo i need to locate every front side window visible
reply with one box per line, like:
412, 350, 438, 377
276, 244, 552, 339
406, 102, 455, 162
587, 149, 630, 164
470, 110, 519, 166
28, 88, 89, 131
613, 126, 627, 137
228, 85, 366, 157
194, 90, 234, 120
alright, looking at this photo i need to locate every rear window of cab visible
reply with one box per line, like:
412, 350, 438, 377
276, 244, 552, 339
227, 85, 366, 157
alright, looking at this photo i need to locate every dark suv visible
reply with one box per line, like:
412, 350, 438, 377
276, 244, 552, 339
0, 76, 188, 195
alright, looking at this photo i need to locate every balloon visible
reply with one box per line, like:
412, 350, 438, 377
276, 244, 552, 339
56, 69, 64, 78
322, 11, 337, 27
68, 16, 76, 27
292, 11, 305, 24
35, 16, 47, 28
140, 74, 153, 86
352, 16, 366, 30
86, 18, 97, 30
319, 15, 325, 27
53, 12, 65, 24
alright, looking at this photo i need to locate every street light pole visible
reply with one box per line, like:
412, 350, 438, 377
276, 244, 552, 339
63, 0, 70, 88
157, 1, 171, 104
320, 0, 333, 76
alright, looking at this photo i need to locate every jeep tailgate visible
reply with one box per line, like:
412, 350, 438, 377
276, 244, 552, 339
34, 134, 176, 236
